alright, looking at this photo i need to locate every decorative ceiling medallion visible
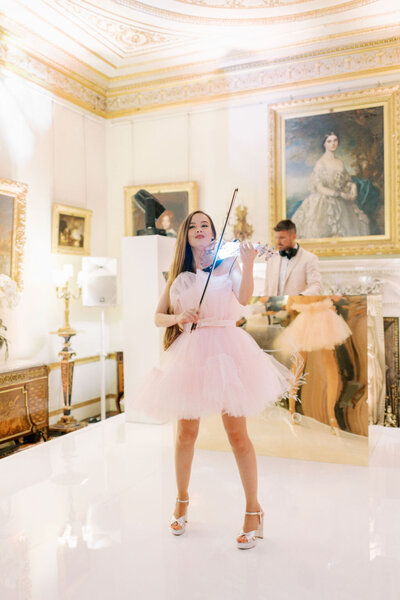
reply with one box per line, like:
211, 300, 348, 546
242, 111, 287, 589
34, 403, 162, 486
51, 0, 176, 54
114, 0, 379, 24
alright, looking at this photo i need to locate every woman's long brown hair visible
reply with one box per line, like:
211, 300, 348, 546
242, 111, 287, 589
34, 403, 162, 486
163, 210, 216, 350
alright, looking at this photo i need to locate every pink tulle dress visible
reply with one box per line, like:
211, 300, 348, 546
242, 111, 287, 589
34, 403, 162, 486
134, 269, 291, 421
278, 297, 352, 352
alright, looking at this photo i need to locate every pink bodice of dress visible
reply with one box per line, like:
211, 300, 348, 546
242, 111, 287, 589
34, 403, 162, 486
169, 270, 241, 332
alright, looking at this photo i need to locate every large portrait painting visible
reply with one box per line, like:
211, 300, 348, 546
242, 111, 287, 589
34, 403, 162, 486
124, 181, 198, 237
0, 178, 27, 291
269, 86, 400, 256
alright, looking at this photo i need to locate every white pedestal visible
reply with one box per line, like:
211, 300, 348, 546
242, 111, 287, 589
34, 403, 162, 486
121, 235, 176, 422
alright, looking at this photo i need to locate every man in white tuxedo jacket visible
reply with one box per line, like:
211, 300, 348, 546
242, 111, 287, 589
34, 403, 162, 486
265, 219, 322, 296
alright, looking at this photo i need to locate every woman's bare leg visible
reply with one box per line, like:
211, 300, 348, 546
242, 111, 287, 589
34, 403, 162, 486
172, 418, 200, 530
222, 414, 262, 540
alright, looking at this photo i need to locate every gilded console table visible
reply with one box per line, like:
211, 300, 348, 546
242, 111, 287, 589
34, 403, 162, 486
0, 363, 49, 444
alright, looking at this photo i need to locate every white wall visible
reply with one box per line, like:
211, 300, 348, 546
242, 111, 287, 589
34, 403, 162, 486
0, 72, 116, 418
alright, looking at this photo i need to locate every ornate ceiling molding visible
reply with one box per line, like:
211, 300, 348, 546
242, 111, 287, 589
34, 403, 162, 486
48, 0, 184, 58
105, 38, 400, 116
114, 0, 379, 25
0, 25, 400, 118
0, 36, 106, 116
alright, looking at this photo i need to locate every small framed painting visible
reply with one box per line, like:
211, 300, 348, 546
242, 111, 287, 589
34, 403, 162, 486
51, 204, 92, 255
124, 181, 198, 237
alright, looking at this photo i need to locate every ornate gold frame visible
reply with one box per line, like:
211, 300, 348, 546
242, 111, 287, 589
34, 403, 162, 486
124, 181, 198, 236
0, 177, 27, 291
51, 203, 92, 256
269, 86, 400, 257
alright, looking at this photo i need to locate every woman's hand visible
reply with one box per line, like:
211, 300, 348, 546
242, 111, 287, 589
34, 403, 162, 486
176, 309, 199, 326
240, 241, 258, 270
341, 182, 357, 202
341, 191, 353, 201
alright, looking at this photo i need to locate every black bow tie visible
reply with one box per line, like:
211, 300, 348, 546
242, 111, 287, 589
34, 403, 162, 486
279, 246, 298, 260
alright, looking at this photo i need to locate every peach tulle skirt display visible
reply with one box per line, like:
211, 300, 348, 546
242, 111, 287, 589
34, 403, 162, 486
133, 270, 291, 422
278, 297, 352, 352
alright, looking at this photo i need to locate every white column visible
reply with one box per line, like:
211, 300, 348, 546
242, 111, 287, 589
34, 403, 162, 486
121, 235, 176, 422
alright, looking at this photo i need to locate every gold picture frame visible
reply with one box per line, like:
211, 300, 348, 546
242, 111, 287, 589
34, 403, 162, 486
51, 204, 92, 255
124, 181, 198, 237
0, 177, 27, 291
269, 86, 400, 256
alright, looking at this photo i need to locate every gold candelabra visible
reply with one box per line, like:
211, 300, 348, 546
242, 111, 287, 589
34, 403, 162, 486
51, 265, 85, 433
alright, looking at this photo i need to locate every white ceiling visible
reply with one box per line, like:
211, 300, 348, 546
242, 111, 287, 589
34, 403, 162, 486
1, 1, 399, 79
1, 0, 400, 114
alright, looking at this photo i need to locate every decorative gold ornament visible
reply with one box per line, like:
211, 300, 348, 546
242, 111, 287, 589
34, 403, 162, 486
233, 205, 254, 241
384, 404, 398, 427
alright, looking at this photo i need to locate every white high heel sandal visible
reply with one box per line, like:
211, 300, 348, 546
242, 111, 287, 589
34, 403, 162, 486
170, 498, 189, 536
237, 509, 264, 550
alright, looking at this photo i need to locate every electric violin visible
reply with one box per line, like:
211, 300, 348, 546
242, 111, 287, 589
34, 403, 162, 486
200, 239, 277, 268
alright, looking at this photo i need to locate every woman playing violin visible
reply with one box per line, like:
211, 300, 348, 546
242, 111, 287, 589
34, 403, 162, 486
134, 210, 290, 550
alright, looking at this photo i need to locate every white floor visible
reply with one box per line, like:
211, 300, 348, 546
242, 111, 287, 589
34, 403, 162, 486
0, 415, 399, 600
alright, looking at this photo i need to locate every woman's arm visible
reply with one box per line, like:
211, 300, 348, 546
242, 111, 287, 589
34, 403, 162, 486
230, 243, 258, 306
154, 285, 198, 327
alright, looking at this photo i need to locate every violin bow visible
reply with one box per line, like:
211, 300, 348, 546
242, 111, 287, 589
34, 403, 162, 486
191, 187, 238, 332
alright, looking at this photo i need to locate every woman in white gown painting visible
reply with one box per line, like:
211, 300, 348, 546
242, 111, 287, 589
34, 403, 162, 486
292, 131, 369, 239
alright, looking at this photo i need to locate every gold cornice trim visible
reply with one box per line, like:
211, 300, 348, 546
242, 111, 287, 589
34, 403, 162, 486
0, 25, 106, 95
1, 59, 107, 117
3, 28, 400, 118
115, 0, 378, 26
106, 27, 400, 83
106, 36, 400, 96
105, 64, 400, 119
105, 48, 400, 117
0, 37, 106, 117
